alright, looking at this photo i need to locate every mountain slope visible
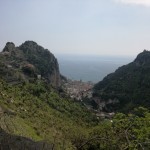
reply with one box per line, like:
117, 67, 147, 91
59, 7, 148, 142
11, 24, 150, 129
0, 43, 150, 149
0, 79, 98, 149
93, 50, 150, 112
0, 41, 98, 149
1, 78, 150, 150
0, 41, 60, 87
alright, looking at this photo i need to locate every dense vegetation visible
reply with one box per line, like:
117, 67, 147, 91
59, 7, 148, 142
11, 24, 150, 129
94, 50, 150, 112
0, 42, 150, 149
0, 79, 97, 149
0, 79, 150, 149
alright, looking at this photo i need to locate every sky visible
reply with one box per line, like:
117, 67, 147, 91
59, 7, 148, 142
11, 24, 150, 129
0, 0, 150, 56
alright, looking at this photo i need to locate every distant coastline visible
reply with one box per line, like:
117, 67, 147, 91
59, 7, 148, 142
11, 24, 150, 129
56, 54, 134, 83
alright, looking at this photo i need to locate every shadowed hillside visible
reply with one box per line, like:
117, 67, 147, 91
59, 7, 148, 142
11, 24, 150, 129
93, 50, 150, 112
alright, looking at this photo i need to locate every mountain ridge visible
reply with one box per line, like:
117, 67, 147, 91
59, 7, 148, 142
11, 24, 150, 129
93, 50, 150, 112
0, 41, 60, 87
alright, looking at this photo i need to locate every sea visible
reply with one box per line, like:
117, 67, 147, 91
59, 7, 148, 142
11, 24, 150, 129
55, 54, 135, 83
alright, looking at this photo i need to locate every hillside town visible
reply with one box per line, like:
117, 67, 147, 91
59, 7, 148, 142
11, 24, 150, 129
63, 79, 94, 101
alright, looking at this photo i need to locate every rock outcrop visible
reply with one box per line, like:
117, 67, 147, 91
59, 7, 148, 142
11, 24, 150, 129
0, 41, 60, 87
0, 128, 52, 150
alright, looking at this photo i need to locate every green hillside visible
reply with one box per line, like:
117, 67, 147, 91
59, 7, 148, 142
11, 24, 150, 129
0, 42, 150, 149
0, 79, 98, 149
94, 50, 150, 112
1, 79, 150, 150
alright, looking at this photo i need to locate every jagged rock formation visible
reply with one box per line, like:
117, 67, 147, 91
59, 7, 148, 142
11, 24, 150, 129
0, 41, 60, 87
93, 50, 150, 112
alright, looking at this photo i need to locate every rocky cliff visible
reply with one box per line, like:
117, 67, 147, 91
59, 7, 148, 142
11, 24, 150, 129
0, 41, 60, 87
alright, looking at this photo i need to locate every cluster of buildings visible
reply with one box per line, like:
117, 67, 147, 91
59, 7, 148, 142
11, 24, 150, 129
63, 79, 94, 101
63, 79, 116, 119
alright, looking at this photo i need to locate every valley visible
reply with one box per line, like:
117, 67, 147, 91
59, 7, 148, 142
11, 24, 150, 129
0, 41, 150, 150
63, 79, 93, 101
1, 0, 150, 149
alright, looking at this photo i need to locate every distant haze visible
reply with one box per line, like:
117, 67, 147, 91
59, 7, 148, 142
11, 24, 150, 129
56, 54, 134, 83
0, 0, 150, 56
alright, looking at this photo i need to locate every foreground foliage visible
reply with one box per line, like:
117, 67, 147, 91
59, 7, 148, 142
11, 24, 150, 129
0, 79, 150, 149
84, 109, 150, 150
0, 80, 97, 149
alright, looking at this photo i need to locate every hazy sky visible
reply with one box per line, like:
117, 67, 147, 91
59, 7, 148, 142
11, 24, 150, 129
0, 0, 150, 56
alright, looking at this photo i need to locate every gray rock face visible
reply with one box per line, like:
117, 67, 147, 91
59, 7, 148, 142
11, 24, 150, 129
3, 42, 16, 52
0, 41, 61, 87
19, 41, 61, 87
134, 50, 150, 66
